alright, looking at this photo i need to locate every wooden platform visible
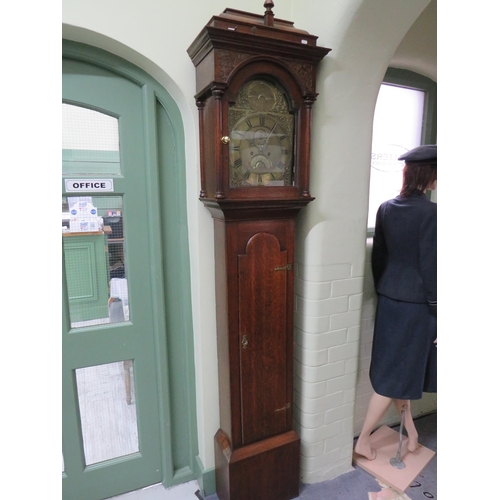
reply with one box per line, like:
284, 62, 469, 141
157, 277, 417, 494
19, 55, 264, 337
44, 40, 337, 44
353, 425, 436, 493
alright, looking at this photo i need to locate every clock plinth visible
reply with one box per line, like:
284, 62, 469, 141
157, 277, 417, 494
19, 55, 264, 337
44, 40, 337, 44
188, 4, 330, 499
215, 429, 300, 500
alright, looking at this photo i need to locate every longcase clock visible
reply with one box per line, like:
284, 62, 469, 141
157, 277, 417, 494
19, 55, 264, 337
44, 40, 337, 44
188, 3, 330, 499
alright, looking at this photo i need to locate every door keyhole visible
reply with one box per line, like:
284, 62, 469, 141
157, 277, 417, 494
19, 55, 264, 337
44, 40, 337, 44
242, 334, 249, 349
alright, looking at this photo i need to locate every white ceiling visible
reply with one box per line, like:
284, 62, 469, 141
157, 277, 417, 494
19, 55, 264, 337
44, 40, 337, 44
389, 0, 437, 81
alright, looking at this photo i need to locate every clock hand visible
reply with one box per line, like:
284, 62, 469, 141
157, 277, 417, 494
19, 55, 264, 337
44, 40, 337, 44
263, 120, 279, 149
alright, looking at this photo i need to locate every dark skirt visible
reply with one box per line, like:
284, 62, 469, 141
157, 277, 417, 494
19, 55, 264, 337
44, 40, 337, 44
369, 294, 437, 400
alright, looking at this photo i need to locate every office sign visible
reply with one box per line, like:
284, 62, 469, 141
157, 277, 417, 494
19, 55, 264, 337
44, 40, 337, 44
65, 179, 114, 192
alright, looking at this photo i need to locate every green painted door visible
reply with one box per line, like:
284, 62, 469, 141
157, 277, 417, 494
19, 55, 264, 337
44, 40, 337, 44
62, 57, 163, 499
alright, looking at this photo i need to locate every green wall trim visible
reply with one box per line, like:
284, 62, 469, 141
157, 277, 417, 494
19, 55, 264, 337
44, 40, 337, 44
193, 457, 216, 497
62, 39, 198, 496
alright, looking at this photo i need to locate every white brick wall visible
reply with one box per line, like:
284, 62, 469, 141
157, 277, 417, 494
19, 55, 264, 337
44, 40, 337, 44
294, 261, 364, 483
293, 238, 437, 484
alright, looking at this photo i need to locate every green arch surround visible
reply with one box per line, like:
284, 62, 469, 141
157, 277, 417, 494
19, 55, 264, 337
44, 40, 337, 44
62, 39, 202, 490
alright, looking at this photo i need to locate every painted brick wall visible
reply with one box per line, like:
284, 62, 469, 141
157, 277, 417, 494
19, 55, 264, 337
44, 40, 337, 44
293, 261, 363, 483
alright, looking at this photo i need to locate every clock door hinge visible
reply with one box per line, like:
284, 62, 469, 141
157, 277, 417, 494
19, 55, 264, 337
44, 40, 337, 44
275, 402, 291, 413
273, 263, 292, 272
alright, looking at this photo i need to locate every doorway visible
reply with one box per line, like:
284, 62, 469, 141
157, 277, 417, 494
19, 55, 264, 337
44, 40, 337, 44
62, 41, 198, 500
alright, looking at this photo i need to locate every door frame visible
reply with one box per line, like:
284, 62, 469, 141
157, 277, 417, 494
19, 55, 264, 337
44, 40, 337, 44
62, 39, 200, 494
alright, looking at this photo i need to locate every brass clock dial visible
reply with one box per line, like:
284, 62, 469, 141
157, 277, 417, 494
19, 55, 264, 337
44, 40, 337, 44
229, 79, 294, 187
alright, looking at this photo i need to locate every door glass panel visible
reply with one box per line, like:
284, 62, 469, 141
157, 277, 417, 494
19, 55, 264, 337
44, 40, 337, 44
62, 103, 121, 176
76, 361, 139, 466
62, 195, 129, 328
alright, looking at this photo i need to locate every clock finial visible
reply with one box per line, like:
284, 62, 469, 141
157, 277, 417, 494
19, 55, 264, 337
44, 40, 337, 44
263, 1, 275, 27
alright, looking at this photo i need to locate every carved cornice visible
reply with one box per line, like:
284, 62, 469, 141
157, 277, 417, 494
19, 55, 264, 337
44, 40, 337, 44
218, 50, 253, 82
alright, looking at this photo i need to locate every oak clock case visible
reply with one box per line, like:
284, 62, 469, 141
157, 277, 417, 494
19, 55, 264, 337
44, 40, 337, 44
188, 4, 330, 500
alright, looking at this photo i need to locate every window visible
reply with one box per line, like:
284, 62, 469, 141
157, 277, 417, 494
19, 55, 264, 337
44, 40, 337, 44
367, 69, 437, 231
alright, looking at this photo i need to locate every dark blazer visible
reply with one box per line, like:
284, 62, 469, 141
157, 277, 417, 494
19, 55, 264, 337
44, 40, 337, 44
371, 192, 437, 310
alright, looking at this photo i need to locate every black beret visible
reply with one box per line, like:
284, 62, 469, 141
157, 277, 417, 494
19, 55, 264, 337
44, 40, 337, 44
398, 144, 437, 163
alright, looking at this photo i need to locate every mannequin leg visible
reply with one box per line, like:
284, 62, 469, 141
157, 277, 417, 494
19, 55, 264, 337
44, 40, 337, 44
354, 392, 392, 460
393, 399, 418, 452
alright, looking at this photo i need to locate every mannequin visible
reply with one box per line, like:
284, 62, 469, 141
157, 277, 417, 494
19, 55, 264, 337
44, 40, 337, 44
354, 145, 437, 461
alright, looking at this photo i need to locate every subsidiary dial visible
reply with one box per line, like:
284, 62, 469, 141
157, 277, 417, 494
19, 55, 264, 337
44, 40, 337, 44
247, 81, 277, 112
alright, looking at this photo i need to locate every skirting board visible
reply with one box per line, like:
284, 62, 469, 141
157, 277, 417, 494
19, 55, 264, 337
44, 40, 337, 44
353, 425, 435, 493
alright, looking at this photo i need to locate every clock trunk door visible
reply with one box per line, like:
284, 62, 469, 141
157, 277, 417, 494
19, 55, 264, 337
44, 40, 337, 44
238, 232, 289, 444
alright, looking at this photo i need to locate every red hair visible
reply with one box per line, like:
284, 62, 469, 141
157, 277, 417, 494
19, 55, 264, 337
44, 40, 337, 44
400, 163, 437, 197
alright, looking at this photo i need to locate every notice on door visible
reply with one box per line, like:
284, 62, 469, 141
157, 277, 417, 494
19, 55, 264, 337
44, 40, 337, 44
65, 179, 114, 192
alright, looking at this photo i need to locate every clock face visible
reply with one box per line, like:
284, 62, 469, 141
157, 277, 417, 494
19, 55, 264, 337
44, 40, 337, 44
229, 79, 294, 187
